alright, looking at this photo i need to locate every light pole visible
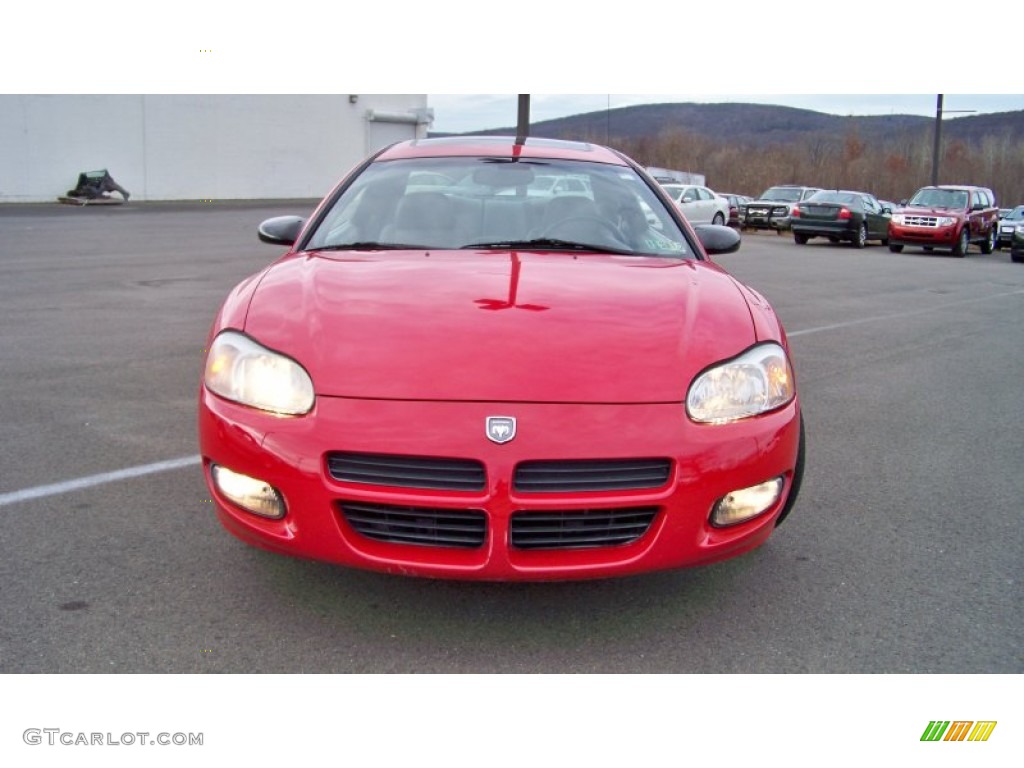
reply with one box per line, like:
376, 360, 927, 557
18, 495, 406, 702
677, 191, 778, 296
516, 95, 530, 145
930, 95, 943, 186
930, 94, 976, 186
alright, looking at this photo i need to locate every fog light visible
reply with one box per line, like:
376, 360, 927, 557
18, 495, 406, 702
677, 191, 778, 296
711, 477, 784, 527
211, 464, 285, 519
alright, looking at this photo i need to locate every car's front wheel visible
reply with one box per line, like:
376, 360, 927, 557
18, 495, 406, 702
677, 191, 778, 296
774, 414, 805, 529
952, 228, 969, 257
889, 243, 904, 253
794, 233, 809, 245
981, 227, 995, 254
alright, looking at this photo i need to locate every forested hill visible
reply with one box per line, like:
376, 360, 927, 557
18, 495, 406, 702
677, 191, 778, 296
432, 102, 1024, 147
430, 102, 1024, 203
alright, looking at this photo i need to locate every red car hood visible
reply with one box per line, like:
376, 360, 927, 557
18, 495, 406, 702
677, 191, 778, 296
242, 250, 757, 403
900, 205, 966, 217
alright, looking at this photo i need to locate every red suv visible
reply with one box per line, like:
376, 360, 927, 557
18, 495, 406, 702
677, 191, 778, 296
888, 185, 998, 256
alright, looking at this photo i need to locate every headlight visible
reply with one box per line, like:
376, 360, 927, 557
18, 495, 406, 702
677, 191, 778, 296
204, 331, 314, 415
771, 206, 789, 216
937, 216, 955, 227
891, 213, 905, 225
686, 343, 795, 423
1016, 224, 1024, 234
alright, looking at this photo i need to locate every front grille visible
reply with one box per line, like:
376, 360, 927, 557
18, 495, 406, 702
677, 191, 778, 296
509, 507, 658, 550
327, 452, 485, 491
748, 206, 770, 216
339, 501, 486, 548
903, 215, 939, 227
514, 458, 671, 493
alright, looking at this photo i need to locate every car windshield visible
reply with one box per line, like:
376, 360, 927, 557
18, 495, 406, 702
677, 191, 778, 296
1003, 206, 1024, 221
760, 187, 803, 202
303, 157, 692, 258
909, 188, 969, 209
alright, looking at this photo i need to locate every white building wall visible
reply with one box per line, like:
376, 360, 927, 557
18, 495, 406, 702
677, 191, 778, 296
0, 94, 430, 202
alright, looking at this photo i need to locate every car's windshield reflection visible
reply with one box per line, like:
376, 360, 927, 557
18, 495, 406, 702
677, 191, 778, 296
303, 157, 691, 258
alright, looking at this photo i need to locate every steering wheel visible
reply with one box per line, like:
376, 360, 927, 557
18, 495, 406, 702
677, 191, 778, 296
541, 215, 628, 247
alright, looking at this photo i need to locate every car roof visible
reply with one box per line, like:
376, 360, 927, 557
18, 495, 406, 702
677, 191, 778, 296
376, 136, 630, 166
814, 189, 873, 196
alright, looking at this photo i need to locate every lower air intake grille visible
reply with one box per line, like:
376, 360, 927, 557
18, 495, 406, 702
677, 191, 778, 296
514, 459, 671, 492
340, 502, 486, 548
509, 507, 658, 550
327, 452, 486, 491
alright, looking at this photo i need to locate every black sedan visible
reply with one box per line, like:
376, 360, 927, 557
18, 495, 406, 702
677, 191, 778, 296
790, 190, 891, 248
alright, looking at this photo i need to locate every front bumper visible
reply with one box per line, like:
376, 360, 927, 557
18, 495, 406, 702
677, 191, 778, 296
199, 390, 803, 580
743, 206, 793, 231
888, 222, 959, 249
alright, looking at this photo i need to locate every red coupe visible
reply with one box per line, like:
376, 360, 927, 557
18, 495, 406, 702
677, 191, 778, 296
198, 136, 805, 580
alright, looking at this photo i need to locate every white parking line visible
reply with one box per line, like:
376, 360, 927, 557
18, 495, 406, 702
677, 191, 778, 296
788, 288, 1024, 338
0, 455, 201, 508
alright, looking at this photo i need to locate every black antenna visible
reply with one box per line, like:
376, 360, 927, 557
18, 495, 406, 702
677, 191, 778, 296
516, 94, 530, 145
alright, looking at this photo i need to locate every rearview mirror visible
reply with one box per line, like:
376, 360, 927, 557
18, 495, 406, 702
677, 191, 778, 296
472, 163, 536, 188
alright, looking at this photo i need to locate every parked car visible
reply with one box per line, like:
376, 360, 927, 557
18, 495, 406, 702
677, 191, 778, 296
719, 193, 752, 228
996, 205, 1024, 249
1010, 219, 1024, 263
198, 135, 805, 581
741, 185, 822, 232
662, 183, 731, 225
888, 185, 999, 256
790, 190, 891, 248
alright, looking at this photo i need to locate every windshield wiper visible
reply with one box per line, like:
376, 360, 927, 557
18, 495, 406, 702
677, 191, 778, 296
461, 238, 634, 255
314, 241, 433, 251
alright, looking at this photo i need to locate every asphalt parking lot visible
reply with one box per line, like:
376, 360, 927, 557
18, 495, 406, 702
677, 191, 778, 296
1, 202, 1021, 674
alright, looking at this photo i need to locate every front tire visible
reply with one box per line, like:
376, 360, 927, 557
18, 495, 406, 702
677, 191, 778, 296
774, 415, 805, 528
794, 233, 809, 245
981, 227, 995, 254
889, 243, 904, 253
952, 228, 969, 257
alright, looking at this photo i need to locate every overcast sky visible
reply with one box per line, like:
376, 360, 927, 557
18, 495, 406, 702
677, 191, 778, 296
7, 2, 1021, 132
427, 94, 1024, 134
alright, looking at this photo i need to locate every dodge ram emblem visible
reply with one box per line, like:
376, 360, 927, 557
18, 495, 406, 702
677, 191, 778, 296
486, 416, 517, 444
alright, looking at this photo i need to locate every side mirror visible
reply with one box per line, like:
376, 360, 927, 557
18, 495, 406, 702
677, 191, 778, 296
258, 216, 305, 246
693, 224, 741, 255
